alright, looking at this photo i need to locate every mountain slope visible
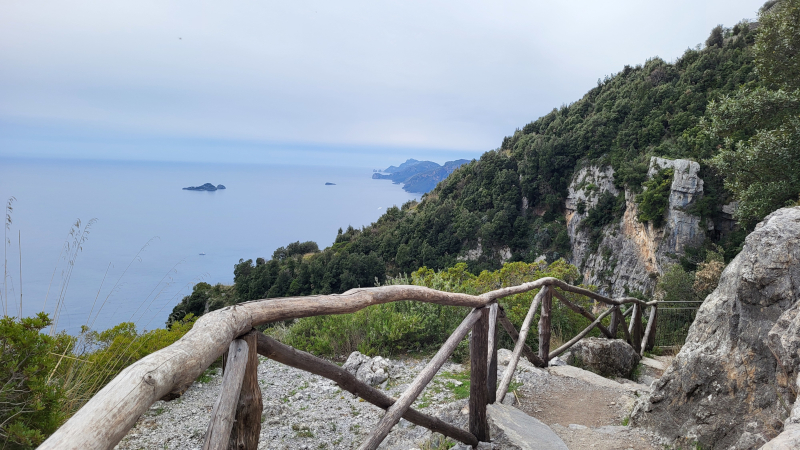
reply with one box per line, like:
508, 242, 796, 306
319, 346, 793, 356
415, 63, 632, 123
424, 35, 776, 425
171, 20, 763, 321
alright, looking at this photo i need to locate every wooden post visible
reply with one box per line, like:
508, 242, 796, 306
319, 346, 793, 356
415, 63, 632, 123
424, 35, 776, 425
538, 287, 552, 363
357, 308, 483, 450
619, 307, 632, 345
641, 305, 658, 356
203, 340, 249, 450
229, 331, 262, 450
497, 311, 546, 367
496, 287, 547, 403
630, 304, 644, 353
255, 333, 478, 447
609, 305, 620, 337
487, 303, 498, 404
470, 307, 490, 442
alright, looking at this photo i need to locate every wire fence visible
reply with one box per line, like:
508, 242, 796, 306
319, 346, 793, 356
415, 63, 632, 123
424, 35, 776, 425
654, 301, 703, 348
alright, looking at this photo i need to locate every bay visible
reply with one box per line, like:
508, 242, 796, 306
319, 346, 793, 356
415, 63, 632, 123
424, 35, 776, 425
0, 157, 417, 334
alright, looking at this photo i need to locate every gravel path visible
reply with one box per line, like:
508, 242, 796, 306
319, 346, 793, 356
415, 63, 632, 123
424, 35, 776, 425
116, 351, 669, 449
117, 356, 478, 450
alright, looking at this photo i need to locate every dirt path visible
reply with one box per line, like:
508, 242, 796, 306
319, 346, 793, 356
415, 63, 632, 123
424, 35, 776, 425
508, 357, 671, 450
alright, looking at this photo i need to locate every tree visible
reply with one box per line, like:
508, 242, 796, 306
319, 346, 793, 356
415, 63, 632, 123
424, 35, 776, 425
709, 0, 800, 224
706, 25, 725, 48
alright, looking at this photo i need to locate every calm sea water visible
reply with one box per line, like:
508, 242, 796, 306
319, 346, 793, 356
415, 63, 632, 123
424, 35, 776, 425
0, 158, 417, 334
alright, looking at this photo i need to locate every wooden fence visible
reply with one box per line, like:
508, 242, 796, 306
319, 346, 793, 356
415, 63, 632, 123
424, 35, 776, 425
40, 277, 657, 450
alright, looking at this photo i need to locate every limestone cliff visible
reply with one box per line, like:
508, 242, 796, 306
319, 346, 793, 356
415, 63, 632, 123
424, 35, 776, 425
566, 157, 705, 296
630, 207, 800, 449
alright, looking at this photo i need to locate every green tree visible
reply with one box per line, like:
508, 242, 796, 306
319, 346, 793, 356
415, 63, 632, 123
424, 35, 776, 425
709, 0, 800, 224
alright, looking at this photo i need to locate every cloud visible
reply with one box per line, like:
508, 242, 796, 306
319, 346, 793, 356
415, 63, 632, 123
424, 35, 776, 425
0, 0, 763, 163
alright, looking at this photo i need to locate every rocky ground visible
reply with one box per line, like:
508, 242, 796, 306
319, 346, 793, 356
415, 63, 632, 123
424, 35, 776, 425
116, 350, 671, 450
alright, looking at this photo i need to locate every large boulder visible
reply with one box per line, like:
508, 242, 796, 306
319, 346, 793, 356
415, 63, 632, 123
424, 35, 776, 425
631, 207, 800, 449
563, 337, 640, 378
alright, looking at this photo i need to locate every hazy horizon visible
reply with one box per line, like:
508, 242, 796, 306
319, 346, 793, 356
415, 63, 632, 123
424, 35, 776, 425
1, 0, 765, 166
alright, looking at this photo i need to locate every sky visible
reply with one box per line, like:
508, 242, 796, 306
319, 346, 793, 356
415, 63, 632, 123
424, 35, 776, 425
0, 0, 766, 167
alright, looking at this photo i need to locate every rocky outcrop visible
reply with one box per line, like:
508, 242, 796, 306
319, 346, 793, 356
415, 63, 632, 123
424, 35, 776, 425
630, 207, 800, 449
183, 182, 224, 191
343, 351, 390, 386
566, 157, 705, 296
562, 338, 640, 379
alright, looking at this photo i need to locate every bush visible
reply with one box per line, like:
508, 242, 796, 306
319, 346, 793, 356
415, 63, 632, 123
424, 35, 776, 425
636, 168, 674, 227
0, 314, 69, 449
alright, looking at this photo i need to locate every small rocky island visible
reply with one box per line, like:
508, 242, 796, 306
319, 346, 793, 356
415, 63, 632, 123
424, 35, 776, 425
183, 183, 226, 191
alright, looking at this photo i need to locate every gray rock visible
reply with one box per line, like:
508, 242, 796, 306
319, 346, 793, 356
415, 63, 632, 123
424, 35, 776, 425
488, 403, 568, 449
631, 207, 800, 449
564, 337, 640, 378
343, 351, 390, 386
566, 157, 705, 297
342, 351, 370, 375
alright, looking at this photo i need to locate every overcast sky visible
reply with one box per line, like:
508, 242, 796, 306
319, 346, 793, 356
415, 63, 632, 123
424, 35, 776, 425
0, 0, 765, 167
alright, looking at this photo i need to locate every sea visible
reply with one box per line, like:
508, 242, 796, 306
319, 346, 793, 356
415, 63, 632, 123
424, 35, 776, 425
0, 158, 418, 335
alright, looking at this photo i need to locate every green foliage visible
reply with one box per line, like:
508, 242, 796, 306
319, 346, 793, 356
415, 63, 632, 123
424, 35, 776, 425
280, 260, 595, 358
636, 168, 674, 227
656, 264, 696, 303
708, 0, 800, 225
0, 314, 68, 449
167, 283, 236, 326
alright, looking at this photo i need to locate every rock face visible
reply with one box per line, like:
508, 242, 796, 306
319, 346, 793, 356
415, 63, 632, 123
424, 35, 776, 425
631, 207, 800, 449
562, 338, 640, 379
343, 351, 390, 386
566, 157, 705, 296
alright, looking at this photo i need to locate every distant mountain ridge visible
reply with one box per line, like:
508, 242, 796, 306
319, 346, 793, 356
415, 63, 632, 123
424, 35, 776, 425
372, 158, 471, 193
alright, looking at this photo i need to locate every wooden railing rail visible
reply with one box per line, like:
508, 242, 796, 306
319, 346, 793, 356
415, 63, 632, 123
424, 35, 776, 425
41, 279, 658, 450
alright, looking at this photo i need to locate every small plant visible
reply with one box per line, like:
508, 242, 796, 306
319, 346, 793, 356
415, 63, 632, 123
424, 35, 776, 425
196, 368, 216, 384
291, 423, 314, 438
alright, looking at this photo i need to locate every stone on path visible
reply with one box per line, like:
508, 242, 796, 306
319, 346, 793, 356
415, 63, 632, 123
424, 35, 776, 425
548, 365, 650, 395
487, 403, 569, 450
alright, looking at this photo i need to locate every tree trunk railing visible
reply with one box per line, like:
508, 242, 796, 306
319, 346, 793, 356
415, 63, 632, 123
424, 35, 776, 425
40, 278, 658, 450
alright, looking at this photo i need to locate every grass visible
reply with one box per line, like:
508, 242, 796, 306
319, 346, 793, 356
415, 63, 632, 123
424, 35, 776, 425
291, 423, 314, 438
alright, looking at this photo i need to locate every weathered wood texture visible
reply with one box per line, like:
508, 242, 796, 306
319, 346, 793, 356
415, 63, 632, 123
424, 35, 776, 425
496, 287, 547, 403
630, 304, 644, 353
486, 303, 498, 405
619, 307, 633, 344
229, 332, 262, 450
548, 306, 616, 359
357, 308, 483, 450
41, 280, 657, 450
254, 333, 478, 446
538, 288, 552, 363
203, 340, 249, 450
497, 310, 546, 368
609, 306, 620, 337
641, 305, 658, 356
470, 307, 490, 442
483, 277, 656, 308
551, 289, 614, 338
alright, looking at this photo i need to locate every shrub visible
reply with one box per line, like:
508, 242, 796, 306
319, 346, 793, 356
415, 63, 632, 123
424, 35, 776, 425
636, 168, 674, 227
0, 314, 69, 449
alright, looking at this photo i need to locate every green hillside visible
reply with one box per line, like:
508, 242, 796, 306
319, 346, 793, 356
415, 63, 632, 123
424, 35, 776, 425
170, 10, 800, 323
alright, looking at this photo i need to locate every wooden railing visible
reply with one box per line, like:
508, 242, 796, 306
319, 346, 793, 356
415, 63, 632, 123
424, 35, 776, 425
40, 277, 657, 450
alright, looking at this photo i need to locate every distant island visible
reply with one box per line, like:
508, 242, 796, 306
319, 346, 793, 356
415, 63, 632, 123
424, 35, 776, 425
372, 158, 470, 193
325, 182, 336, 185
183, 183, 226, 191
